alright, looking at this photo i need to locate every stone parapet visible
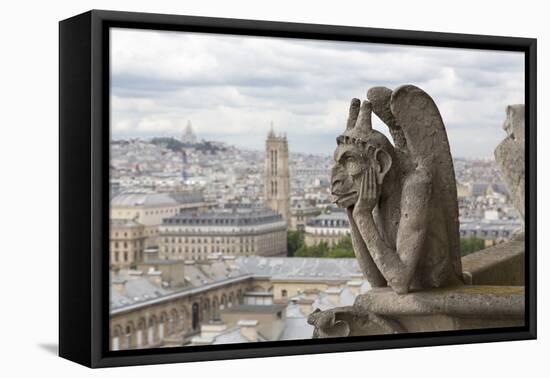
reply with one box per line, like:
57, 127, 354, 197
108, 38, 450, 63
309, 285, 524, 338
461, 241, 524, 286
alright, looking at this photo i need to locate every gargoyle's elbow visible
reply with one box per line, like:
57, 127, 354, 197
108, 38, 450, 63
389, 279, 410, 295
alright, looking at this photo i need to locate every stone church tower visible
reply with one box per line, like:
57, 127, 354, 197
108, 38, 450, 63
265, 124, 290, 224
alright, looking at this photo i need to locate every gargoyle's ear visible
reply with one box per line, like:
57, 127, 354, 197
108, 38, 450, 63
375, 148, 392, 185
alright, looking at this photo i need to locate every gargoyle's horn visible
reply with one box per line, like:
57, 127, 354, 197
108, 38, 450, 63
346, 98, 361, 130
355, 100, 373, 134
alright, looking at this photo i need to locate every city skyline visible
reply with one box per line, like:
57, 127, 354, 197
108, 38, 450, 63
111, 28, 524, 160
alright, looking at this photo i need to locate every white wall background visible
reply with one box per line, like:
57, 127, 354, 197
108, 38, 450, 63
0, 0, 547, 376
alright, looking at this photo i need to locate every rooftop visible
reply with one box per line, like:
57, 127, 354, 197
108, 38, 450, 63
306, 210, 350, 228
162, 206, 283, 226
111, 191, 204, 207
222, 304, 286, 314
110, 256, 362, 312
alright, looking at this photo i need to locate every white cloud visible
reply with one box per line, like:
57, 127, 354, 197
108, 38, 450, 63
110, 28, 524, 157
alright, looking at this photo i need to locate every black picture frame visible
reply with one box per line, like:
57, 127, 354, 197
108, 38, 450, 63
59, 9, 537, 368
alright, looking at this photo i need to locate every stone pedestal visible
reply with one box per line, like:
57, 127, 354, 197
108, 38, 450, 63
308, 285, 524, 338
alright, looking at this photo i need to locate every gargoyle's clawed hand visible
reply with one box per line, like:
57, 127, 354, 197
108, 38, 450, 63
353, 166, 379, 219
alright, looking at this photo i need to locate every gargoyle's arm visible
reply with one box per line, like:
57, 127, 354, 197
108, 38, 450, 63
354, 169, 432, 294
347, 208, 387, 288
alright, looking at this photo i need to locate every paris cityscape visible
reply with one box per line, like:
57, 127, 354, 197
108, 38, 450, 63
108, 26, 525, 351
109, 122, 522, 350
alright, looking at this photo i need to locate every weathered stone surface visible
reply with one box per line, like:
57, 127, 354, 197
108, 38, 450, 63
330, 84, 462, 295
494, 104, 525, 220
311, 285, 524, 337
355, 286, 524, 318
307, 306, 405, 338
461, 240, 524, 286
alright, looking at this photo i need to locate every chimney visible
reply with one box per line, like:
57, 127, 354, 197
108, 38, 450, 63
238, 320, 259, 342
200, 323, 227, 339
146, 268, 162, 286
346, 280, 363, 296
325, 288, 342, 306
112, 279, 126, 295
297, 298, 314, 316
143, 247, 159, 262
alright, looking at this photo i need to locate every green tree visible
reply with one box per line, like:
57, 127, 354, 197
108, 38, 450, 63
460, 236, 485, 257
326, 235, 355, 258
290, 236, 356, 258
287, 230, 304, 257
294, 241, 329, 257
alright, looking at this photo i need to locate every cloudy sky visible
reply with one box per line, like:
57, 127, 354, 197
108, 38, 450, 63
111, 28, 524, 158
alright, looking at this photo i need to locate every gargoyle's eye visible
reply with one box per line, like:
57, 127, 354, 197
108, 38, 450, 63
344, 155, 356, 164
343, 156, 363, 176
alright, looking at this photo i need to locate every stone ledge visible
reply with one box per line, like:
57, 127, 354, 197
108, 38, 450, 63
309, 285, 525, 337
354, 285, 524, 318
461, 240, 524, 286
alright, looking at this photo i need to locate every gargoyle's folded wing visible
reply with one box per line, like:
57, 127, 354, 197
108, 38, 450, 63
390, 84, 462, 280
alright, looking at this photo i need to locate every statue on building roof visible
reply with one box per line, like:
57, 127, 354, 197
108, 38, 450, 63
309, 85, 525, 339
330, 84, 463, 294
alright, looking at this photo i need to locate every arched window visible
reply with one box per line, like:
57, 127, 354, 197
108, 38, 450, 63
136, 318, 146, 348
221, 294, 227, 311
147, 316, 157, 345
159, 313, 167, 340
125, 324, 133, 349
212, 297, 220, 320
111, 325, 122, 351
191, 303, 200, 330
170, 309, 179, 334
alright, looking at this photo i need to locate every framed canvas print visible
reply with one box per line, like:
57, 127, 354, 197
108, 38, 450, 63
59, 10, 537, 368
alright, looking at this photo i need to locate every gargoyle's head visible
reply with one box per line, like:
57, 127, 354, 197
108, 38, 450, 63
502, 104, 525, 142
331, 99, 394, 209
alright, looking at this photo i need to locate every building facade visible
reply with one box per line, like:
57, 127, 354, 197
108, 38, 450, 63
460, 219, 523, 246
158, 206, 288, 261
304, 210, 351, 247
289, 201, 322, 231
265, 127, 290, 223
110, 274, 251, 350
110, 256, 364, 350
110, 219, 147, 269
111, 191, 211, 248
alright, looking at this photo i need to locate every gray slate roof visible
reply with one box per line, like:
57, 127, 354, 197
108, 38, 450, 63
236, 256, 360, 280
306, 210, 349, 228
111, 257, 362, 312
281, 302, 315, 340
163, 206, 282, 226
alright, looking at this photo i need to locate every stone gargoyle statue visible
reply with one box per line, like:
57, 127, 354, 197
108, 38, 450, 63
308, 84, 465, 336
494, 104, 525, 230
331, 84, 463, 293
